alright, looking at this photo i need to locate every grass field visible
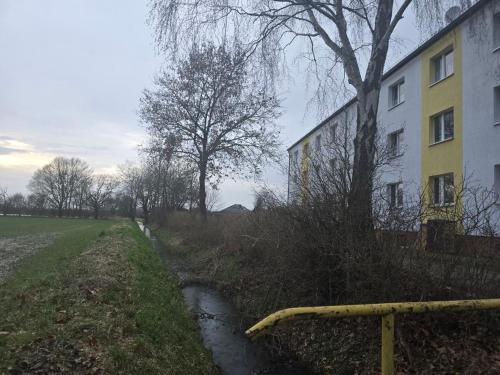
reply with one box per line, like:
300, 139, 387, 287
0, 216, 218, 374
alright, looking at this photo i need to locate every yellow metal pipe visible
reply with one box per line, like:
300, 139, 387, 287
245, 298, 500, 338
381, 314, 395, 375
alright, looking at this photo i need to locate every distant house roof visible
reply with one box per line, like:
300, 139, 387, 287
287, 0, 491, 152
218, 204, 250, 214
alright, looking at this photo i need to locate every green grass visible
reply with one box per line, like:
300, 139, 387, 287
0, 216, 218, 374
0, 215, 96, 238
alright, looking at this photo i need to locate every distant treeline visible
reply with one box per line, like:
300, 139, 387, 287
0, 155, 202, 221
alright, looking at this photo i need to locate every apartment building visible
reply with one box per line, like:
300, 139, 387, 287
287, 0, 500, 232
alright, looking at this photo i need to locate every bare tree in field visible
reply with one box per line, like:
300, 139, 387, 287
149, 0, 475, 235
119, 163, 142, 221
140, 43, 280, 220
87, 175, 118, 219
28, 157, 91, 217
0, 186, 7, 216
8, 193, 25, 216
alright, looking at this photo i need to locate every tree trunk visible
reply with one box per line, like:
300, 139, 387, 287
198, 164, 207, 221
94, 206, 99, 219
348, 87, 379, 242
143, 203, 149, 225
58, 203, 63, 218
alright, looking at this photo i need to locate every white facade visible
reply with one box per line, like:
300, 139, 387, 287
287, 0, 500, 232
378, 56, 422, 204
461, 2, 500, 223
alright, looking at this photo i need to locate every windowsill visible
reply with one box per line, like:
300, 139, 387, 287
429, 137, 454, 147
492, 46, 500, 53
388, 101, 405, 111
429, 73, 454, 88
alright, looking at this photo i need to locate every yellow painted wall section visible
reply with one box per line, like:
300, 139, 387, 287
300, 139, 310, 203
421, 29, 463, 219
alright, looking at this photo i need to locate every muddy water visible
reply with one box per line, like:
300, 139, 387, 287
138, 223, 307, 375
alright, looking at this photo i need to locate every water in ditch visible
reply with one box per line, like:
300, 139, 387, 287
138, 222, 307, 375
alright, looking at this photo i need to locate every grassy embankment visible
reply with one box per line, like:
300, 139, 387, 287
0, 216, 218, 374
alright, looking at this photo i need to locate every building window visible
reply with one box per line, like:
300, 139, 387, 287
387, 182, 403, 208
329, 123, 337, 141
494, 86, 500, 124
431, 109, 454, 144
315, 134, 321, 151
388, 129, 403, 157
329, 158, 336, 172
431, 48, 454, 83
494, 12, 500, 49
495, 165, 500, 199
388, 79, 405, 108
432, 173, 454, 206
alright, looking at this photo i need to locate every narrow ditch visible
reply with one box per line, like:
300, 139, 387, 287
138, 222, 308, 375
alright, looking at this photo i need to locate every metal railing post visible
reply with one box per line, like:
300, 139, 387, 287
381, 313, 395, 375
245, 299, 500, 374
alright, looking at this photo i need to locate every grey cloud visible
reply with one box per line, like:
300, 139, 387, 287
0, 146, 28, 155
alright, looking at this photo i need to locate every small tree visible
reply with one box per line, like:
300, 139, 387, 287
140, 43, 280, 220
87, 174, 117, 219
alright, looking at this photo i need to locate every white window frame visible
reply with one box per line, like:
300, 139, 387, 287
431, 109, 454, 144
387, 182, 403, 208
432, 174, 454, 206
431, 48, 454, 84
388, 129, 403, 157
388, 79, 405, 108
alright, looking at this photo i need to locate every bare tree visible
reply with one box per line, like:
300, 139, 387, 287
149, 0, 476, 234
7, 193, 25, 216
140, 42, 280, 220
28, 157, 92, 217
0, 186, 7, 216
119, 163, 141, 221
87, 174, 118, 219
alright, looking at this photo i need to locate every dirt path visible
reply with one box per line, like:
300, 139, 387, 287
0, 234, 57, 282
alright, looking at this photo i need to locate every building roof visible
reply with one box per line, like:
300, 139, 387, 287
287, 0, 491, 152
218, 204, 250, 214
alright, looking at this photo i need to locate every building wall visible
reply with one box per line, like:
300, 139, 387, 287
378, 56, 422, 202
288, 1, 500, 233
420, 29, 464, 217
462, 1, 500, 225
287, 102, 357, 203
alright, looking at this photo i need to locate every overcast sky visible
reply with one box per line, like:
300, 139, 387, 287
0, 0, 426, 209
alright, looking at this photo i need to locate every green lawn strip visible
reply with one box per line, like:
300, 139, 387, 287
108, 222, 218, 374
0, 216, 92, 238
0, 219, 218, 374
